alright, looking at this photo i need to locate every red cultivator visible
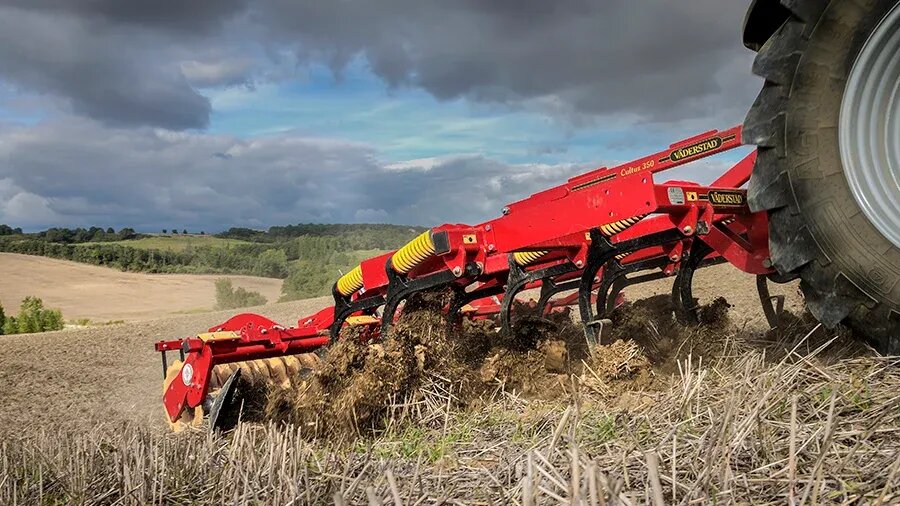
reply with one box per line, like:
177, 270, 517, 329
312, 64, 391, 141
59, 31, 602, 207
156, 125, 785, 430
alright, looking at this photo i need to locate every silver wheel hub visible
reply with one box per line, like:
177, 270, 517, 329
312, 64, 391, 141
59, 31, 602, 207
840, 3, 900, 248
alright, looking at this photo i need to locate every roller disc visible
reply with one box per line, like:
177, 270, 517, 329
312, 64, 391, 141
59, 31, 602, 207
162, 360, 204, 432
163, 354, 324, 432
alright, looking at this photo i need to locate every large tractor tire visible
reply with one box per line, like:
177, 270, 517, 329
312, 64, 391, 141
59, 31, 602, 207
743, 0, 900, 352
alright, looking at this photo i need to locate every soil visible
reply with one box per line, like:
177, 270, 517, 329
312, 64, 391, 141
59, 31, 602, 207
253, 282, 780, 440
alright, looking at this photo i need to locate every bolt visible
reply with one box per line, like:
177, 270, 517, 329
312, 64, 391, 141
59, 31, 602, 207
475, 262, 484, 273
682, 225, 693, 235
575, 260, 584, 267
670, 254, 680, 262
452, 266, 462, 276
502, 207, 510, 215
762, 257, 773, 268
485, 224, 492, 231
488, 244, 495, 251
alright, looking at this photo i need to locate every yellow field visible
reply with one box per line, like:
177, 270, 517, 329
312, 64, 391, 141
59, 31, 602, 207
0, 253, 283, 322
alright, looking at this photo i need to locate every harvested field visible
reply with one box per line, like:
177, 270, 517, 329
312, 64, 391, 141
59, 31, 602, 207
0, 253, 283, 322
0, 263, 897, 504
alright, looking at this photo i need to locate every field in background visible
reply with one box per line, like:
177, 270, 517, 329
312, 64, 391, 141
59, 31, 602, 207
0, 253, 283, 322
80, 234, 249, 252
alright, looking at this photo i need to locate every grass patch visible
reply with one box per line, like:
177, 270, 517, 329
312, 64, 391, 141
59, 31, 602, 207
67, 318, 127, 327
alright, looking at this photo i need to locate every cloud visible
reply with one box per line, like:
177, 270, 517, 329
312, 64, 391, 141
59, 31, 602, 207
0, 119, 591, 231
0, 1, 757, 130
255, 0, 756, 124
180, 59, 258, 89
0, 178, 62, 227
0, 5, 214, 129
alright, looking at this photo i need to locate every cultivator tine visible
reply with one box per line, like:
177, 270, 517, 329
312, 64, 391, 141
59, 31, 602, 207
499, 255, 578, 334
579, 228, 686, 344
447, 287, 467, 332
380, 259, 479, 336
447, 283, 505, 333
756, 275, 785, 328
672, 241, 713, 323
595, 256, 671, 317
535, 277, 581, 316
329, 283, 384, 341
578, 231, 618, 345
595, 259, 625, 317
535, 277, 560, 315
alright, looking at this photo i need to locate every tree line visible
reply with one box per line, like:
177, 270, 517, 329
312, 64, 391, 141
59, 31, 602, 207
0, 223, 425, 300
31, 227, 138, 243
218, 223, 425, 249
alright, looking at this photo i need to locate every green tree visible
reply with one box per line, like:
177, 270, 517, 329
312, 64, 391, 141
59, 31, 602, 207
10, 296, 64, 334
0, 302, 5, 335
215, 279, 267, 310
117, 228, 137, 240
252, 249, 289, 278
2, 316, 17, 335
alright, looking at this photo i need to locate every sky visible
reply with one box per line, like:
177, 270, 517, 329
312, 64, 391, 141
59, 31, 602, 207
0, 0, 761, 232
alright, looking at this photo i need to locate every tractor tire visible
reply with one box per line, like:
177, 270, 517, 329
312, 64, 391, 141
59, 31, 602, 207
743, 0, 900, 352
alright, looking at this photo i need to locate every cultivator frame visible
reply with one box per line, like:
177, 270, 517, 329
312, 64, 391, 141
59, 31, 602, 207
156, 125, 784, 427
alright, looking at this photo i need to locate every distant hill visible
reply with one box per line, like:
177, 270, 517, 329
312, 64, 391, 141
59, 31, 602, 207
0, 223, 426, 300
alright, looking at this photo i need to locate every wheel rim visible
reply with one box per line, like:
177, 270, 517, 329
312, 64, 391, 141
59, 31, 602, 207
840, 3, 900, 248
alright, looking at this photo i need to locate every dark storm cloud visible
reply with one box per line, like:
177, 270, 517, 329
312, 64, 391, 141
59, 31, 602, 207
255, 0, 756, 122
2, 0, 247, 34
0, 5, 215, 129
0, 1, 756, 130
0, 119, 588, 230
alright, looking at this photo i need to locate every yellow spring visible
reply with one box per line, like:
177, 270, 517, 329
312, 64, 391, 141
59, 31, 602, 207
599, 215, 646, 237
391, 231, 436, 274
336, 265, 364, 297
513, 250, 548, 266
